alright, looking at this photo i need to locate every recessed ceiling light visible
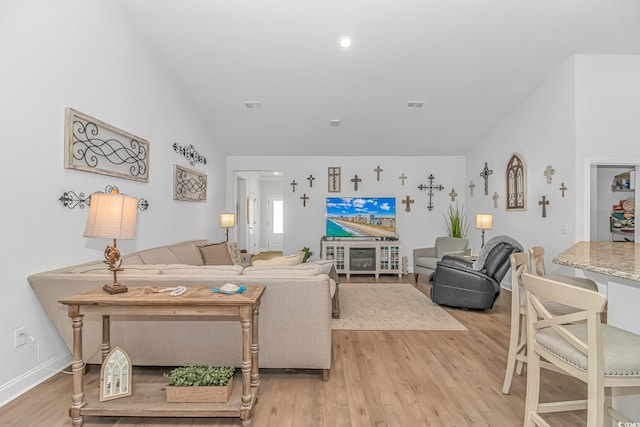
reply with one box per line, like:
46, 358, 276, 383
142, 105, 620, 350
330, 119, 341, 126
338, 37, 352, 49
243, 101, 262, 109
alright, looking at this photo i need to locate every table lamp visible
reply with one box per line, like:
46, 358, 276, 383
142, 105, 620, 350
83, 189, 138, 294
220, 213, 236, 241
475, 214, 493, 248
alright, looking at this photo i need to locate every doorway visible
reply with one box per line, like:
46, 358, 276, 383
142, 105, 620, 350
233, 171, 283, 253
589, 162, 637, 242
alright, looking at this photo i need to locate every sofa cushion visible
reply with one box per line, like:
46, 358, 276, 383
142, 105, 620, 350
70, 263, 163, 275
227, 241, 244, 266
121, 254, 144, 265
138, 247, 180, 265
243, 264, 322, 276
310, 259, 335, 275
169, 242, 205, 266
199, 242, 234, 265
252, 251, 303, 267
161, 264, 243, 275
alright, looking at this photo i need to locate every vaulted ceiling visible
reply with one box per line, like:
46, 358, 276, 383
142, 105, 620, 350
117, 0, 640, 156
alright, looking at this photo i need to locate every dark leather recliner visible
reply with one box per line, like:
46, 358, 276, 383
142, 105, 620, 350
429, 241, 521, 310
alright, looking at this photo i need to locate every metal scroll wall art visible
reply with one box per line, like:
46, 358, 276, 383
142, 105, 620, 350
59, 185, 149, 211
172, 143, 207, 166
418, 174, 444, 211
174, 164, 207, 202
64, 108, 150, 182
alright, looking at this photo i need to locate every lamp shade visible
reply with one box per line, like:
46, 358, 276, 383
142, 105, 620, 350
220, 213, 236, 228
475, 214, 493, 230
83, 193, 138, 240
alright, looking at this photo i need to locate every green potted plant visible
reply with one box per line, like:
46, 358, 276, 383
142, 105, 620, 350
443, 203, 469, 239
165, 365, 235, 403
300, 247, 313, 263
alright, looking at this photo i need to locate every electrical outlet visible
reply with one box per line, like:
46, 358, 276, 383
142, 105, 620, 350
14, 327, 27, 348
561, 223, 569, 234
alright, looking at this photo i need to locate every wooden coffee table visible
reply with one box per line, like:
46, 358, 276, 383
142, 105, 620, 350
59, 285, 265, 427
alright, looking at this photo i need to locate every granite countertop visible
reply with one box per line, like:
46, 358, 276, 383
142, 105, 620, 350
552, 241, 640, 282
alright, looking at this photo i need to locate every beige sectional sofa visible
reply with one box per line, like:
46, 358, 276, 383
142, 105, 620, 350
28, 240, 335, 379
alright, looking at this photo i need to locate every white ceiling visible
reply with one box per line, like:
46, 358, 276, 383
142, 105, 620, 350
116, 0, 640, 157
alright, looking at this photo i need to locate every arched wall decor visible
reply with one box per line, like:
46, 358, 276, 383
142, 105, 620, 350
99, 346, 132, 402
506, 153, 526, 210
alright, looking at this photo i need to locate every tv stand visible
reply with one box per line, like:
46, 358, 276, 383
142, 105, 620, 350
321, 240, 402, 278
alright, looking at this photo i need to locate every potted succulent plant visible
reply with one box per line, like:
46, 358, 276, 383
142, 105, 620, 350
165, 365, 235, 403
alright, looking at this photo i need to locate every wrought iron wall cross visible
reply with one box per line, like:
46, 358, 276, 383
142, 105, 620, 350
480, 162, 493, 195
418, 174, 444, 211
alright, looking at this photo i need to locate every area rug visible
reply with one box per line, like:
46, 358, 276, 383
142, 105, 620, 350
332, 283, 468, 331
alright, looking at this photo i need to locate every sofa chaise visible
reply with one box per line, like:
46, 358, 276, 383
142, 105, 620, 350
28, 240, 336, 379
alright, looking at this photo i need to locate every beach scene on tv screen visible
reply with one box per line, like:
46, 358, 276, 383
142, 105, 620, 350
326, 197, 396, 237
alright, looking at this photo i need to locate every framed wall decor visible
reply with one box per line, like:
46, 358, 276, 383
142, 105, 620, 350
174, 164, 207, 202
328, 167, 341, 192
64, 108, 150, 182
99, 346, 132, 402
506, 153, 526, 210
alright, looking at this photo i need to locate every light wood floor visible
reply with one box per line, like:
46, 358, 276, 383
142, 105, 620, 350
0, 275, 586, 426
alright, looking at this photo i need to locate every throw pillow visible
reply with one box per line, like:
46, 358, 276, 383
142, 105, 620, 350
227, 241, 244, 266
252, 251, 304, 267
199, 242, 234, 265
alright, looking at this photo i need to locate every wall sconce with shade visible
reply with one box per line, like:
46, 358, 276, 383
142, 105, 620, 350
475, 214, 493, 248
220, 213, 236, 241
83, 188, 138, 294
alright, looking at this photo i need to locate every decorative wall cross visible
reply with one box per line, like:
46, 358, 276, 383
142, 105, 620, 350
351, 175, 362, 191
480, 162, 493, 195
374, 165, 383, 181
539, 195, 549, 217
307, 175, 315, 187
300, 193, 309, 207
328, 167, 341, 192
402, 195, 414, 212
399, 173, 407, 186
449, 188, 457, 202
469, 180, 476, 197
492, 192, 499, 208
290, 180, 298, 192
418, 174, 444, 211
559, 182, 567, 198
544, 165, 555, 184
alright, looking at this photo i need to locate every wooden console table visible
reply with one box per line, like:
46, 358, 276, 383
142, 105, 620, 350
59, 285, 265, 427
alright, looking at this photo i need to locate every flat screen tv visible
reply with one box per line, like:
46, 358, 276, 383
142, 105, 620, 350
326, 197, 396, 238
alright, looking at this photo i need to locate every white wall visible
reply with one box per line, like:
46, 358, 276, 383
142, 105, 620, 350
0, 1, 226, 404
574, 54, 640, 241
227, 156, 467, 264
465, 57, 578, 280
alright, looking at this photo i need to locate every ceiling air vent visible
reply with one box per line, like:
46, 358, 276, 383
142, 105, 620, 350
329, 119, 341, 127
407, 101, 425, 108
243, 101, 262, 109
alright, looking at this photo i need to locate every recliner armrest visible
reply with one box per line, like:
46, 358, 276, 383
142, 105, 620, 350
440, 254, 474, 269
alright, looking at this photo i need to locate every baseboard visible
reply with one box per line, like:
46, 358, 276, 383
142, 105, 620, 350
0, 351, 72, 407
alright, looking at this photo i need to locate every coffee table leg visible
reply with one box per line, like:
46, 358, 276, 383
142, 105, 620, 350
69, 307, 85, 427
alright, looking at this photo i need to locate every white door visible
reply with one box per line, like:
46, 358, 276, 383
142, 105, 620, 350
267, 195, 283, 251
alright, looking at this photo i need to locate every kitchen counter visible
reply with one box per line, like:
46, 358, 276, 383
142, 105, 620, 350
552, 241, 640, 282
